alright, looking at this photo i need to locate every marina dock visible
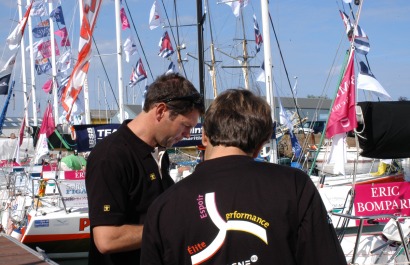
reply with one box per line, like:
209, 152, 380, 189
0, 233, 58, 265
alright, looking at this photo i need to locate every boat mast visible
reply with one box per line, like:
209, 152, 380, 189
48, 0, 59, 125
17, 0, 29, 127
26, 0, 38, 126
196, 0, 205, 104
114, 0, 124, 123
204, 0, 218, 98
240, 11, 250, 90
261, 0, 277, 163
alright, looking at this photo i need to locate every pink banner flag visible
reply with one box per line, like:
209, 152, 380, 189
120, 8, 130, 30
38, 39, 60, 58
19, 117, 25, 147
61, 0, 102, 121
55, 27, 71, 47
42, 79, 53, 93
39, 103, 55, 138
325, 50, 357, 139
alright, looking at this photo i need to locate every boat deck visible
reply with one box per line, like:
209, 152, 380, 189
0, 233, 58, 265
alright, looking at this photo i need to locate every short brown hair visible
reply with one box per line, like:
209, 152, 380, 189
143, 73, 205, 118
203, 89, 273, 154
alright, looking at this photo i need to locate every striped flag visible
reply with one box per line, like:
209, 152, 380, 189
61, 0, 102, 122
339, 10, 370, 55
158, 31, 174, 58
129, 58, 147, 87
253, 14, 263, 53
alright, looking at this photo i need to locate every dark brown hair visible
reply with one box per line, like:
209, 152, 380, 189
143, 73, 205, 118
203, 89, 273, 154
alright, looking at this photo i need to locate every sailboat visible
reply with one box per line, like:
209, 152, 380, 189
308, 2, 410, 264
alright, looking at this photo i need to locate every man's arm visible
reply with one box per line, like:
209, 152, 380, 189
93, 224, 143, 254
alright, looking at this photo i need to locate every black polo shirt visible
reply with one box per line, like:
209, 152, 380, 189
86, 120, 174, 265
141, 155, 346, 265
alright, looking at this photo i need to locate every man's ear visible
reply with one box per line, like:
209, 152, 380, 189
155, 103, 167, 121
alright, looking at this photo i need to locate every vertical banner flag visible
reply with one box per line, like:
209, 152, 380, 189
56, 50, 72, 73
6, 2, 33, 50
158, 31, 174, 58
326, 50, 357, 139
50, 6, 65, 25
0, 53, 17, 95
123, 36, 137, 62
55, 27, 71, 46
149, 1, 162, 30
34, 102, 55, 164
61, 0, 102, 121
42, 79, 53, 93
32, 20, 50, 38
253, 14, 263, 53
357, 61, 391, 100
29, 1, 47, 17
35, 58, 52, 75
129, 58, 147, 87
120, 8, 130, 30
38, 38, 60, 58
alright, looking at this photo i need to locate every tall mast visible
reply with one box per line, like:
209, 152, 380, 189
205, 0, 218, 98
17, 0, 29, 126
261, 0, 277, 163
114, 0, 124, 123
196, 0, 205, 103
79, 0, 91, 124
48, 1, 59, 125
240, 11, 250, 90
26, 0, 38, 126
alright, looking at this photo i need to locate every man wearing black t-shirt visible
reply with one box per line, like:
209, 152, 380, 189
141, 89, 346, 265
86, 73, 204, 265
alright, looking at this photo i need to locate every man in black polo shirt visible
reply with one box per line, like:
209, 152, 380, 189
141, 89, 346, 265
85, 73, 204, 265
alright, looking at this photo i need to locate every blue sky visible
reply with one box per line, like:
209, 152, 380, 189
0, 0, 409, 119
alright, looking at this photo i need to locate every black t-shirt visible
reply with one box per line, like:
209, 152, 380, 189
86, 120, 174, 265
141, 155, 346, 265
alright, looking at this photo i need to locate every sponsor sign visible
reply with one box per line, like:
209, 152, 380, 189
34, 219, 49, 228
59, 180, 88, 207
354, 182, 410, 225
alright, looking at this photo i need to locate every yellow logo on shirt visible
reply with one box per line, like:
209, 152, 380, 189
150, 173, 156, 181
103, 205, 110, 212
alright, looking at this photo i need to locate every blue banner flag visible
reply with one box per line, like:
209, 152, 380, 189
50, 6, 65, 25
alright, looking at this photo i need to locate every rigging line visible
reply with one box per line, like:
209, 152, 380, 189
91, 35, 119, 109
159, 0, 187, 77
268, 12, 305, 127
123, 0, 154, 80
